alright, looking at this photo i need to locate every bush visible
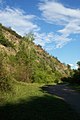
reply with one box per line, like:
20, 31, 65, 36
0, 52, 12, 92
0, 77, 12, 92
0, 26, 14, 48
0, 37, 14, 48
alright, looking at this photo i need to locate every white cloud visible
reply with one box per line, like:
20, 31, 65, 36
38, 0, 80, 48
69, 64, 74, 67
53, 35, 72, 48
58, 19, 80, 35
0, 7, 39, 35
39, 1, 80, 25
69, 63, 78, 69
34, 32, 71, 49
34, 32, 46, 46
0, 1, 79, 50
34, 32, 53, 47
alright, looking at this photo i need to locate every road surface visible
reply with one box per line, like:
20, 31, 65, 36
42, 84, 80, 114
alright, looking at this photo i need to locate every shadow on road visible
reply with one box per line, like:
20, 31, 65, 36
41, 84, 80, 114
0, 93, 80, 120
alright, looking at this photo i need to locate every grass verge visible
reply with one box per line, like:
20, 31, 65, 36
69, 84, 80, 92
0, 81, 80, 120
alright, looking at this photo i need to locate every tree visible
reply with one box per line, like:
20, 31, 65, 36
23, 32, 34, 42
67, 64, 71, 69
77, 61, 80, 70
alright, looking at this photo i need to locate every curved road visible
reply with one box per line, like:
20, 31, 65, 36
42, 84, 80, 114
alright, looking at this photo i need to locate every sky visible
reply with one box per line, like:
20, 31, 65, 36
0, 0, 80, 69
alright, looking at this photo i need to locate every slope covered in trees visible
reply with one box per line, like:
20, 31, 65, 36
0, 24, 71, 91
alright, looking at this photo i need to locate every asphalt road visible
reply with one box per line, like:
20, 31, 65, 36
42, 84, 80, 114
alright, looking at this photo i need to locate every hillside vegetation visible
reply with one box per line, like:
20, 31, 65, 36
0, 24, 80, 120
0, 23, 72, 91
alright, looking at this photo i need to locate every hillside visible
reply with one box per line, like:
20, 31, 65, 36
0, 24, 71, 91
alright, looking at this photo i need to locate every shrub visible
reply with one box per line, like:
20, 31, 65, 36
0, 52, 12, 92
0, 37, 14, 48
0, 77, 12, 92
0, 27, 14, 48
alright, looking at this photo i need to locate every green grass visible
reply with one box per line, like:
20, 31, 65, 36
0, 81, 80, 120
69, 84, 80, 92
0, 82, 44, 104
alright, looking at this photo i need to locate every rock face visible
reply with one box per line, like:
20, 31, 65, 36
0, 24, 71, 83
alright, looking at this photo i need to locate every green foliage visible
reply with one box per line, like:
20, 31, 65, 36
0, 52, 12, 92
77, 61, 80, 70
32, 69, 54, 83
23, 32, 34, 42
0, 24, 71, 84
61, 62, 80, 84
8, 40, 35, 83
0, 77, 12, 92
0, 83, 79, 120
0, 24, 79, 120
77, 61, 80, 66
0, 37, 14, 48
72, 69, 80, 84
67, 64, 71, 69
0, 26, 14, 48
